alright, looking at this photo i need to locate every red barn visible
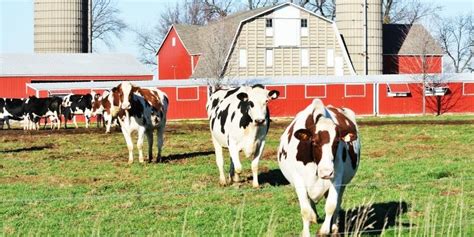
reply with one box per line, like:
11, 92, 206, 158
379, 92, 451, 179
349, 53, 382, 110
156, 25, 201, 80
0, 53, 153, 98
383, 24, 443, 74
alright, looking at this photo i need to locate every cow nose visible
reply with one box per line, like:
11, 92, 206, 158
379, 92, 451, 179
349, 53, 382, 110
255, 119, 265, 125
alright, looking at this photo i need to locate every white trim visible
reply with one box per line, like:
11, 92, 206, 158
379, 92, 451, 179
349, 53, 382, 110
386, 83, 410, 97
155, 25, 174, 56
265, 85, 287, 99
176, 86, 200, 101
305, 84, 327, 98
462, 82, 474, 96
156, 25, 194, 56
345, 84, 366, 97
332, 23, 356, 75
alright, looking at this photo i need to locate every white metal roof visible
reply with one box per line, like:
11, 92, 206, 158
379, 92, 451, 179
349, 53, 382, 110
0, 53, 152, 77
26, 73, 473, 91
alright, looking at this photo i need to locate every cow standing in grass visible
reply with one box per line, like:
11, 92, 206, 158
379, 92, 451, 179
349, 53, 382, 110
277, 99, 360, 236
91, 91, 116, 133
23, 96, 62, 130
0, 98, 26, 129
110, 82, 168, 163
62, 93, 95, 129
206, 85, 279, 187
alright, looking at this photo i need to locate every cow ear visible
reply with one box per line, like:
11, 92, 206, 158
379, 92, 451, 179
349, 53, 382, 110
237, 92, 248, 101
111, 87, 117, 93
268, 90, 279, 100
131, 86, 140, 93
294, 129, 313, 141
341, 133, 357, 142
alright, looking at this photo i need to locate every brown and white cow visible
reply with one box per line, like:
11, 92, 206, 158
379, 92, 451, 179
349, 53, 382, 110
110, 82, 168, 163
91, 91, 116, 133
277, 99, 360, 236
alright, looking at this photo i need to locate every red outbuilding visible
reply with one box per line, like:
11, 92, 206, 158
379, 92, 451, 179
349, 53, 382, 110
0, 53, 153, 98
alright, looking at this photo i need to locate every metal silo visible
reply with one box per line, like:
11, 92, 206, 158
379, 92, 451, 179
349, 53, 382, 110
336, 0, 383, 75
34, 0, 91, 53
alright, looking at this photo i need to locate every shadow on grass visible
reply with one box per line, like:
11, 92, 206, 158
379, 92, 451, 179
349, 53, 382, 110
0, 144, 55, 153
161, 151, 214, 163
258, 169, 290, 186
338, 201, 409, 235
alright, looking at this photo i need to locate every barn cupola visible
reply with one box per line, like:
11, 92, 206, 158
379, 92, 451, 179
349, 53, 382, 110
336, 0, 383, 75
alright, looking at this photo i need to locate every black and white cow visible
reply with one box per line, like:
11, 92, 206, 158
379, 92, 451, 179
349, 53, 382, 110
206, 85, 279, 187
62, 93, 95, 128
0, 98, 26, 129
23, 96, 62, 130
277, 99, 360, 236
110, 82, 169, 163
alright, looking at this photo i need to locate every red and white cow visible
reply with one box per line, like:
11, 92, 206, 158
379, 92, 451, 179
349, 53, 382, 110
277, 99, 360, 236
206, 84, 279, 187
110, 82, 169, 163
91, 91, 116, 133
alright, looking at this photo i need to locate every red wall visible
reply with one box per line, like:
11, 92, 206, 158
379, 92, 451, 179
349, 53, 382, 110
384, 55, 442, 74
158, 27, 194, 80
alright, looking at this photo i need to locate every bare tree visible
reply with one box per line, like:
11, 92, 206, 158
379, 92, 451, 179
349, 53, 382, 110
382, 0, 442, 24
197, 23, 236, 86
134, 1, 208, 66
436, 13, 473, 73
91, 0, 127, 50
247, 0, 280, 10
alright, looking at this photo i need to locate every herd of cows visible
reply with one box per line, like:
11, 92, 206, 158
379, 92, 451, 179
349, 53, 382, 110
0, 82, 361, 236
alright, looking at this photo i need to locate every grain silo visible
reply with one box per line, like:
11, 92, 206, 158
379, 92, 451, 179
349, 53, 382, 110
336, 0, 383, 75
34, 0, 91, 53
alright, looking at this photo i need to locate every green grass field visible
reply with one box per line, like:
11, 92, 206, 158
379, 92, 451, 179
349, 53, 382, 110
1, 115, 473, 236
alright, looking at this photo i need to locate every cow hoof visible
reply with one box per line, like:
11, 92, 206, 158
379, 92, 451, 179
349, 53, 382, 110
252, 183, 260, 189
219, 179, 227, 186
127, 160, 133, 165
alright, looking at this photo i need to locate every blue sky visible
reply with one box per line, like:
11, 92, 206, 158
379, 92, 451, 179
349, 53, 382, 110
1, 0, 472, 57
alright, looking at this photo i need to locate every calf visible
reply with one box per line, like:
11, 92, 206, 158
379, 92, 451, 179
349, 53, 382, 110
23, 96, 62, 130
110, 82, 168, 163
62, 93, 95, 128
277, 99, 360, 236
0, 98, 26, 129
206, 85, 279, 187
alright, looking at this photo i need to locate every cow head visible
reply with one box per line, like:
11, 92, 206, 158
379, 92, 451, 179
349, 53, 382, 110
294, 114, 356, 179
111, 82, 140, 111
236, 85, 279, 126
91, 93, 103, 116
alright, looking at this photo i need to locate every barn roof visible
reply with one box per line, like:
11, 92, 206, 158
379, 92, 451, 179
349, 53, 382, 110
0, 53, 152, 77
383, 24, 444, 55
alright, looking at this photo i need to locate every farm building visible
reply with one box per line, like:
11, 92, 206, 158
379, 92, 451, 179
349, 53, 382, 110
26, 74, 474, 119
156, 2, 442, 79
0, 53, 153, 98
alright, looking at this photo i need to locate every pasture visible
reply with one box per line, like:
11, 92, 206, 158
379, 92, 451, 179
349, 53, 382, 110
1, 115, 473, 236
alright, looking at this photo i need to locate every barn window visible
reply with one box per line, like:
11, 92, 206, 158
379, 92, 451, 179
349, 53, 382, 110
176, 86, 199, 101
425, 86, 448, 96
266, 18, 273, 27
327, 49, 334, 67
345, 84, 366, 97
172, 37, 176, 47
463, 82, 474, 96
265, 19, 273, 36
301, 49, 309, 67
387, 83, 410, 97
265, 49, 273, 67
301, 19, 308, 37
305, 85, 326, 98
239, 49, 247, 68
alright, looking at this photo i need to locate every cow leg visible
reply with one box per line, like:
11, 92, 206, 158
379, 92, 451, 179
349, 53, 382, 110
105, 114, 112, 133
85, 115, 90, 129
136, 127, 146, 163
212, 136, 226, 186
330, 185, 345, 234
156, 122, 165, 162
5, 117, 11, 129
294, 179, 316, 237
318, 184, 339, 235
73, 115, 78, 128
121, 128, 134, 164
228, 145, 242, 183
251, 140, 266, 188
146, 130, 154, 163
